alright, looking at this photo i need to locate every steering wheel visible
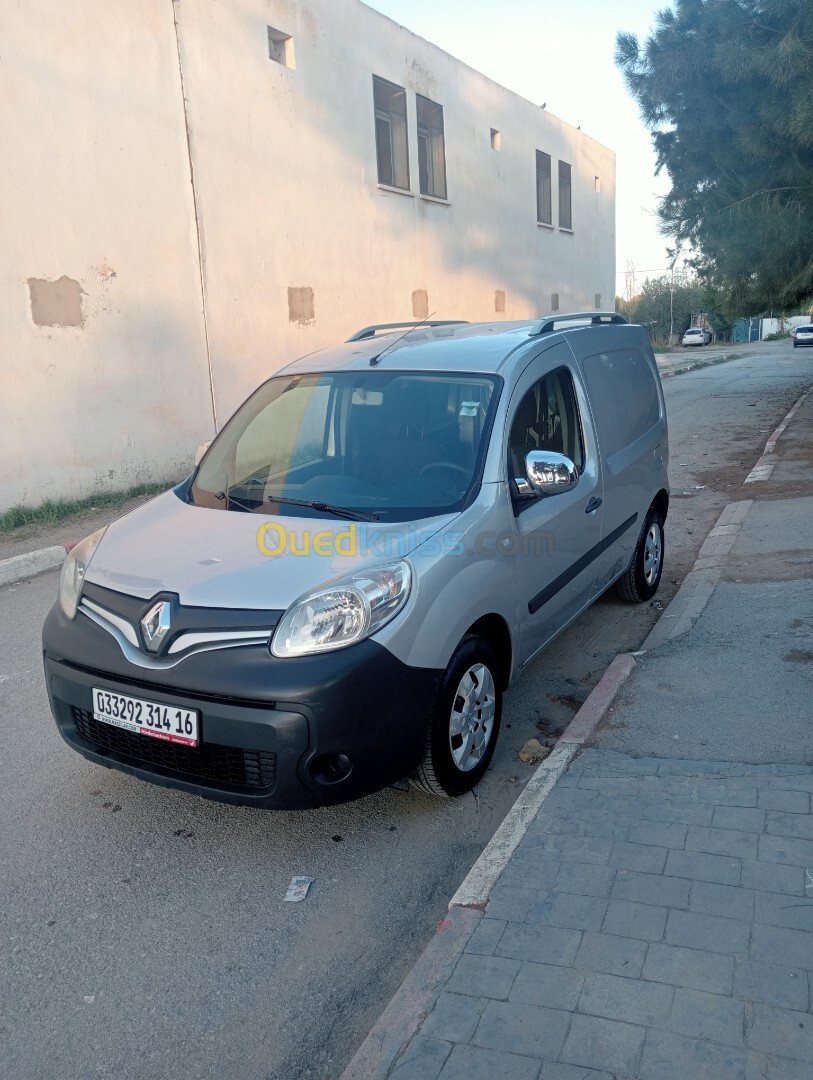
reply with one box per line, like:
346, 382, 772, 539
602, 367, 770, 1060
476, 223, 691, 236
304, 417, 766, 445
419, 462, 472, 480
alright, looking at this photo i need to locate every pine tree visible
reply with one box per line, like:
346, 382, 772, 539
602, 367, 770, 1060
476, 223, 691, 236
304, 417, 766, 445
617, 0, 813, 314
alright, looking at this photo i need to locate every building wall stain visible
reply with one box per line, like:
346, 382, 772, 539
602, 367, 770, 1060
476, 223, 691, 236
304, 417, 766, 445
27, 276, 84, 328
288, 285, 315, 325
412, 289, 429, 320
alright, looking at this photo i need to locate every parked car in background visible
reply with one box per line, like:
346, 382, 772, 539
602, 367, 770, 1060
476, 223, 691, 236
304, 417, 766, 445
791, 325, 813, 348
682, 327, 711, 347
43, 312, 669, 810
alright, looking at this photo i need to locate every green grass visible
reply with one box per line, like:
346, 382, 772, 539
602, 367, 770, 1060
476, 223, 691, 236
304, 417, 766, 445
0, 482, 172, 534
652, 345, 672, 353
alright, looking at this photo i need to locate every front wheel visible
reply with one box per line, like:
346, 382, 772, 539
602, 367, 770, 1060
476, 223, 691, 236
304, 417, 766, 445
412, 636, 502, 797
616, 508, 665, 603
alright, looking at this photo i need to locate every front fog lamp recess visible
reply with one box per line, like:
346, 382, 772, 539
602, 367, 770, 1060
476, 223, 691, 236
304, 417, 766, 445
271, 562, 411, 657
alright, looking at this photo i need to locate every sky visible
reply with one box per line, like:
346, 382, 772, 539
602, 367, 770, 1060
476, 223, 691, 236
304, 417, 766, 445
365, 0, 680, 297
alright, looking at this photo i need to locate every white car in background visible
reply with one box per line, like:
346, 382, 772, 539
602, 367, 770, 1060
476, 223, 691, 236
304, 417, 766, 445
791, 325, 813, 348
682, 327, 711, 347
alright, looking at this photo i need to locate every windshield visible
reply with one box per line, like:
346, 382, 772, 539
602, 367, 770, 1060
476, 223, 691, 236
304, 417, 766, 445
191, 371, 500, 522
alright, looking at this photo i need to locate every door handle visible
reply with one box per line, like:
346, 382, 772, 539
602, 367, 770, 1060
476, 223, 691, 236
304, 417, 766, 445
585, 496, 602, 514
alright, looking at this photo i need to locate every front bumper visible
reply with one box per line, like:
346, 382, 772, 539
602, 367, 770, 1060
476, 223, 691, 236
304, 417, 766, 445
43, 602, 440, 809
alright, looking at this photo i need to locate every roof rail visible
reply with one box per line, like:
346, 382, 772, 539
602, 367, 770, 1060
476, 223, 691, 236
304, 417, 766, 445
529, 311, 628, 337
347, 320, 469, 342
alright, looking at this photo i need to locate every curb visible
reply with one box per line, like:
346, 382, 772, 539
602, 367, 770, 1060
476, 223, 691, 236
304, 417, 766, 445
656, 350, 741, 379
338, 653, 637, 1080
641, 499, 752, 650
644, 386, 809, 647
0, 544, 69, 588
339, 906, 481, 1080
450, 652, 637, 910
744, 387, 810, 483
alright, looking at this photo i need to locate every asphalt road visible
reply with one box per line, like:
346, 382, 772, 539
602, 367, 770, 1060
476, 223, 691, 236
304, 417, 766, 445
1, 343, 811, 1080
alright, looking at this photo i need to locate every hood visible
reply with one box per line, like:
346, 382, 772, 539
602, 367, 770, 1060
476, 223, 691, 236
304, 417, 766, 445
85, 490, 458, 609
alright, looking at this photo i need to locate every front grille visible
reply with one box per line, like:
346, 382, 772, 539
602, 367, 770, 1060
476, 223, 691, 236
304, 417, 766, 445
71, 707, 276, 790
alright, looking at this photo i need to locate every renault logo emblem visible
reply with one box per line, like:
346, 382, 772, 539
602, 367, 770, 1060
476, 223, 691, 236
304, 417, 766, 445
141, 600, 171, 653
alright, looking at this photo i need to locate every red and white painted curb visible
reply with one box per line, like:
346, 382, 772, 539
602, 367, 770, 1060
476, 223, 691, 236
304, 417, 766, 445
339, 905, 481, 1080
449, 653, 636, 911
339, 654, 637, 1080
0, 543, 74, 588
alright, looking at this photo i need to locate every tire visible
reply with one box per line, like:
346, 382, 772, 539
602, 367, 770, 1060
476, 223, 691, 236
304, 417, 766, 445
412, 636, 502, 797
616, 508, 665, 603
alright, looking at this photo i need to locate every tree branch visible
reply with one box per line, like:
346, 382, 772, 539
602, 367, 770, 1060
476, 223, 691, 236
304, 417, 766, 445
721, 187, 811, 210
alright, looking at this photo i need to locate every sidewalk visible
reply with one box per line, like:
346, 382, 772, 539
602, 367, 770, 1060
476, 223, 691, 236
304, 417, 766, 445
341, 389, 813, 1079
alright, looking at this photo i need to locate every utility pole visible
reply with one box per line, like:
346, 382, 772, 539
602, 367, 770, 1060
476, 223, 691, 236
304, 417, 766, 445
668, 249, 681, 347
624, 260, 637, 304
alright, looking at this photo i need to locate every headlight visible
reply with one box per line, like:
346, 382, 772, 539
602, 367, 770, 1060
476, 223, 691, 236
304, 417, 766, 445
271, 561, 411, 657
58, 527, 107, 619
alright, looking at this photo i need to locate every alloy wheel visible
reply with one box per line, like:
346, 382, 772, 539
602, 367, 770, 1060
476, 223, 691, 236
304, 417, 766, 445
643, 523, 663, 586
448, 663, 496, 771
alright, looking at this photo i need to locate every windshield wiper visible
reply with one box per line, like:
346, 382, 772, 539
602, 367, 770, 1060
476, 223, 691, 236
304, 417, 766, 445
215, 490, 258, 513
265, 493, 379, 522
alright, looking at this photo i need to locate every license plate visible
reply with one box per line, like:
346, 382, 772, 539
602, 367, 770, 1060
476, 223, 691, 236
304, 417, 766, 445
92, 688, 199, 747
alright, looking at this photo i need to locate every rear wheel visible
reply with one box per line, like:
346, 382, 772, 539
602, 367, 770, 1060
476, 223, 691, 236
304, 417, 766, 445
616, 508, 664, 603
412, 636, 502, 797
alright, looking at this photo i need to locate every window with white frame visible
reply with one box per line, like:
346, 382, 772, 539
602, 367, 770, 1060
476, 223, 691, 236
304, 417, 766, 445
373, 76, 409, 190
536, 151, 552, 225
559, 160, 572, 229
416, 94, 447, 199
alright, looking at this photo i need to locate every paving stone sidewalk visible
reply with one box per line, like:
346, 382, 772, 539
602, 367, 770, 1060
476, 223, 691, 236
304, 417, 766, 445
390, 749, 813, 1080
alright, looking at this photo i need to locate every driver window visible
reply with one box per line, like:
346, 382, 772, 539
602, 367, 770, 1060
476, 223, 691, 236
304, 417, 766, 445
508, 367, 584, 485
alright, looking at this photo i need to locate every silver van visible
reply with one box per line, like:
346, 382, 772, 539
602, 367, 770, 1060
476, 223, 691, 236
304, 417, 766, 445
43, 313, 668, 808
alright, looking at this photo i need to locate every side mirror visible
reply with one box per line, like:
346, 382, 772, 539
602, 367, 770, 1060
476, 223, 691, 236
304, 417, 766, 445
194, 440, 211, 466
522, 451, 578, 497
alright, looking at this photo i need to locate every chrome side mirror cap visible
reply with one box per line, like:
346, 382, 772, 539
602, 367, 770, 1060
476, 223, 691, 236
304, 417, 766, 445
522, 451, 578, 496
194, 440, 212, 466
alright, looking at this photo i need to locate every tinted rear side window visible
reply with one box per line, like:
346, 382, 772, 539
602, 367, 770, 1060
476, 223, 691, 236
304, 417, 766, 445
582, 350, 660, 457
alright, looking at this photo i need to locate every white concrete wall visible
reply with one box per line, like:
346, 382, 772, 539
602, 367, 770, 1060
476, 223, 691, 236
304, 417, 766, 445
0, 0, 215, 512
760, 316, 811, 339
179, 0, 616, 422
1, 0, 615, 512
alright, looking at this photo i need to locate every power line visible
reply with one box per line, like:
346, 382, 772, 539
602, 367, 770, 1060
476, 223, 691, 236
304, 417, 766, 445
614, 267, 676, 275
